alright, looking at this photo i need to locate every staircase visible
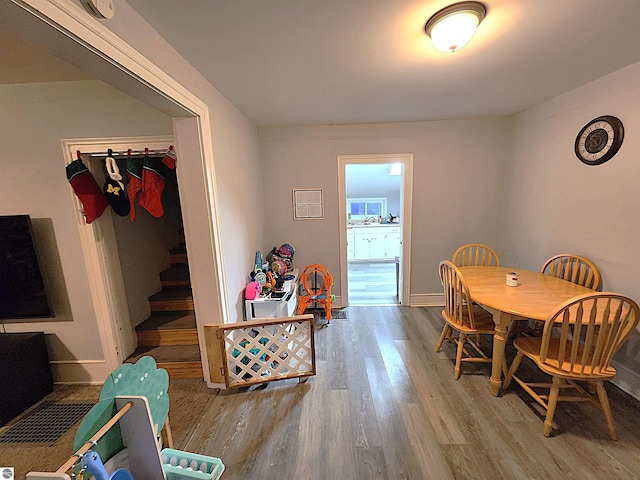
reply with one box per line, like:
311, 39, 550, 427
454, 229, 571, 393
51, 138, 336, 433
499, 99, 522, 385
125, 246, 203, 379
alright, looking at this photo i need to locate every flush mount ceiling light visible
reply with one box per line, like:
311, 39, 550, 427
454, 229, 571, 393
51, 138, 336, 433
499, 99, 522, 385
425, 1, 486, 53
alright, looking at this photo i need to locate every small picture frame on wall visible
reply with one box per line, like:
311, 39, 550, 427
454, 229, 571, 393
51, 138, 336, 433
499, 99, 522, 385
293, 188, 324, 220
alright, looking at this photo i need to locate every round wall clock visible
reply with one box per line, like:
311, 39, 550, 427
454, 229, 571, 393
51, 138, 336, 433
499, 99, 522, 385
574, 115, 624, 166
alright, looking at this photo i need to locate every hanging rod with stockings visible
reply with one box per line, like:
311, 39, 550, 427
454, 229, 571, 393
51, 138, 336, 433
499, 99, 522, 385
74, 146, 175, 161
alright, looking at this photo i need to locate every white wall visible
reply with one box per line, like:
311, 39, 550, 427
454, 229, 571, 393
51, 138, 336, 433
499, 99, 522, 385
502, 62, 640, 396
259, 118, 510, 298
0, 80, 173, 381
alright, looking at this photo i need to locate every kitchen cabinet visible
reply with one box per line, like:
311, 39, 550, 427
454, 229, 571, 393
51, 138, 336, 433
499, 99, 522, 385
348, 225, 401, 261
386, 228, 401, 258
354, 231, 384, 260
347, 230, 355, 261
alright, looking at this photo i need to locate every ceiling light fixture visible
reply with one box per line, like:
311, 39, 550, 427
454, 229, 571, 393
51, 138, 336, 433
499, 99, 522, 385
425, 1, 486, 53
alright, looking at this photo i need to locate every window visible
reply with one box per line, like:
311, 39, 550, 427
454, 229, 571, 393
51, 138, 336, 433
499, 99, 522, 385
347, 198, 386, 220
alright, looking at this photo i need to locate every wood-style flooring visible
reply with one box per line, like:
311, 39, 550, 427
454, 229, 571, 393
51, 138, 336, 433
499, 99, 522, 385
4, 306, 640, 479
183, 306, 640, 479
348, 261, 398, 305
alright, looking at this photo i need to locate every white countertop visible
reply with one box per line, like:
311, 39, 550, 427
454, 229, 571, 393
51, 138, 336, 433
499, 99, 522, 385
347, 223, 400, 228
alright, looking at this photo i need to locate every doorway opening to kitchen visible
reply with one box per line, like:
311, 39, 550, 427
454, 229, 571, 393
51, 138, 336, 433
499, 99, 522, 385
337, 155, 413, 307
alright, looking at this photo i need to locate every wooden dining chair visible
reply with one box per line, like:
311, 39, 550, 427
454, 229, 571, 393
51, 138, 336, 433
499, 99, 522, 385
517, 254, 604, 338
541, 254, 602, 291
452, 243, 500, 267
503, 292, 640, 439
436, 260, 495, 379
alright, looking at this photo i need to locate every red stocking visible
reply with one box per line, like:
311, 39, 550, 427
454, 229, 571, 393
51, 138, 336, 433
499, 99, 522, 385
138, 155, 166, 218
126, 153, 142, 222
66, 157, 109, 224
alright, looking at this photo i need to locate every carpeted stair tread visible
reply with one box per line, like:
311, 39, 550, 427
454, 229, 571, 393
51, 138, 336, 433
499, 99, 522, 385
125, 345, 202, 379
169, 244, 186, 255
169, 245, 187, 265
149, 286, 194, 311
160, 264, 190, 286
149, 286, 192, 301
135, 311, 198, 347
136, 311, 196, 331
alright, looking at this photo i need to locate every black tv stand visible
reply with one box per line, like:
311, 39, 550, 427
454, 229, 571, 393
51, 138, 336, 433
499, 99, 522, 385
0, 332, 54, 426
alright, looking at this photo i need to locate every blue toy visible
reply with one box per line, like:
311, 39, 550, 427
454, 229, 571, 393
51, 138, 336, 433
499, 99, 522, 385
81, 451, 134, 480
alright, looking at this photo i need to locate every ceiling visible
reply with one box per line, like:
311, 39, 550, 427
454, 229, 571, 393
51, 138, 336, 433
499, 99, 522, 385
124, 0, 640, 127
346, 163, 402, 198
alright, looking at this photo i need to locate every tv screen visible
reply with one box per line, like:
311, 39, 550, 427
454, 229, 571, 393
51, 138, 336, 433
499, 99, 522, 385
0, 215, 54, 319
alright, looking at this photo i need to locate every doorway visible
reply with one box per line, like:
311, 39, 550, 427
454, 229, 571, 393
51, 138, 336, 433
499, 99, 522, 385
63, 136, 181, 363
338, 154, 413, 307
2, 2, 227, 383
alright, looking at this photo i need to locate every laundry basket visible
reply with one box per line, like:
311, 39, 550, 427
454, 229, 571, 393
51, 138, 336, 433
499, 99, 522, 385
161, 448, 225, 480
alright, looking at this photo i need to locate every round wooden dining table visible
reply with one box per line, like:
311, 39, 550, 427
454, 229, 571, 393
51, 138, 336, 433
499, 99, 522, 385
458, 266, 595, 396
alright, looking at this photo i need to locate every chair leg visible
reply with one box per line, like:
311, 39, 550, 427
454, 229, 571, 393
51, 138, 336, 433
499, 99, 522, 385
595, 381, 617, 440
161, 415, 174, 448
324, 302, 332, 321
503, 351, 523, 389
297, 297, 309, 315
454, 333, 466, 380
544, 376, 561, 437
436, 324, 451, 352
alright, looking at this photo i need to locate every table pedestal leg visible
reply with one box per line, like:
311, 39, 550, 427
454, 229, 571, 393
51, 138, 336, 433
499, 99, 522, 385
489, 310, 511, 396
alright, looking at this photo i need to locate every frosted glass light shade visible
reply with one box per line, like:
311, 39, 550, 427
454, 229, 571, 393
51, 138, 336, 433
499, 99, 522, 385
425, 2, 486, 53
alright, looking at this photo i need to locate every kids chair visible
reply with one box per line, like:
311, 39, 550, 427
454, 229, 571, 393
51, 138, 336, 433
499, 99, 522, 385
298, 264, 334, 322
73, 356, 172, 469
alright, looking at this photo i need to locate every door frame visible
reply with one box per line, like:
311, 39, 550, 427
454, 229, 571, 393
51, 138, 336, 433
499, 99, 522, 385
62, 135, 175, 373
12, 0, 228, 384
337, 154, 413, 306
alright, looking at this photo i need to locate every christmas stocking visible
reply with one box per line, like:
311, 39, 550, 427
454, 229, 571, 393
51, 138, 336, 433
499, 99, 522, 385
103, 155, 130, 217
162, 145, 177, 169
66, 157, 109, 224
138, 155, 166, 218
126, 155, 143, 222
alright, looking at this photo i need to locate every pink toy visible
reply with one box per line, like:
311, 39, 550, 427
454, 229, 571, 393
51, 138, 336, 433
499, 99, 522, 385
245, 281, 261, 300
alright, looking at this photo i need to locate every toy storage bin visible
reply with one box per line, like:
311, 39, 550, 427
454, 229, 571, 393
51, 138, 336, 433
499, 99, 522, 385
161, 448, 225, 480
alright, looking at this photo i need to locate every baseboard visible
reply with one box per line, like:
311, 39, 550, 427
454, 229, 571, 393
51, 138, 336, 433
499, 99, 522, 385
50, 359, 112, 385
409, 293, 444, 307
610, 360, 640, 401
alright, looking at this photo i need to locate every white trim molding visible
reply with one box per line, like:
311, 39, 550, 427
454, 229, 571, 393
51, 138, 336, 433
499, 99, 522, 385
337, 154, 413, 308
50, 359, 112, 385
610, 360, 640, 401
61, 136, 175, 372
409, 293, 445, 307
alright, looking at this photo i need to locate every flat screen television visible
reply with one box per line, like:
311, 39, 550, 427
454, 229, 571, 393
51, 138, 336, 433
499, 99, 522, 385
0, 215, 54, 319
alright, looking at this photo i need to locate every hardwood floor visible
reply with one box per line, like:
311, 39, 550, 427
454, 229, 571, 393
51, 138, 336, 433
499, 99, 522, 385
5, 306, 640, 479
348, 261, 398, 305
183, 306, 640, 480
